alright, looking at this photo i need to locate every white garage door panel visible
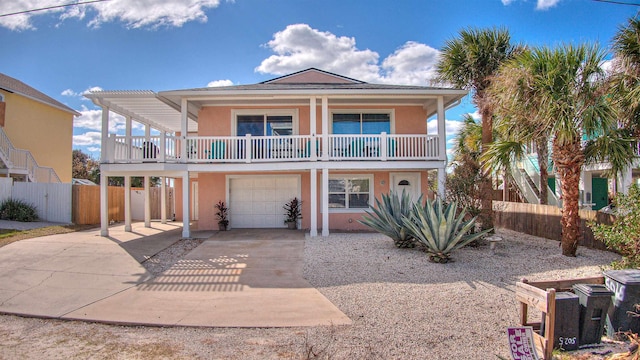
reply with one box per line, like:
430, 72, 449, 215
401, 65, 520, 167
229, 176, 299, 228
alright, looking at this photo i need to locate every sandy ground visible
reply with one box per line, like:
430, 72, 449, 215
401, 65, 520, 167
0, 229, 633, 360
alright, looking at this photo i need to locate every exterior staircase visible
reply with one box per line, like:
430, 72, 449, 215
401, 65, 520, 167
510, 154, 558, 206
0, 126, 60, 183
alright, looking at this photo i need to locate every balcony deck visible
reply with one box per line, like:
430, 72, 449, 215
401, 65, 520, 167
105, 134, 441, 164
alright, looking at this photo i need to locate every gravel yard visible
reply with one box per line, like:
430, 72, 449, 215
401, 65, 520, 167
0, 229, 623, 359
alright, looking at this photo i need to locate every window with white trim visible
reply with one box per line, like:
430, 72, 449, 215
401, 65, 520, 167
332, 111, 391, 134
233, 110, 297, 136
328, 175, 373, 210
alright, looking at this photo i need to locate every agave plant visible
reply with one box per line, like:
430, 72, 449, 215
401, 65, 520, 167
359, 191, 422, 248
402, 199, 491, 263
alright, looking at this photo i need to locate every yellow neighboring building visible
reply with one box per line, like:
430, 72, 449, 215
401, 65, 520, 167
0, 73, 78, 183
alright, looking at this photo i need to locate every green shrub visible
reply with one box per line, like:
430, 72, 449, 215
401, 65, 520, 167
590, 184, 640, 269
0, 199, 39, 222
359, 191, 422, 248
402, 199, 491, 263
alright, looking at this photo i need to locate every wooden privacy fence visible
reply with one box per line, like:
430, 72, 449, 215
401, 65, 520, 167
72, 185, 174, 225
493, 201, 615, 250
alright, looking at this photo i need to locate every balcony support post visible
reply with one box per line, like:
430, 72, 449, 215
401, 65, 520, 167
321, 167, 329, 237
321, 97, 329, 161
124, 175, 132, 232
180, 98, 188, 162
310, 168, 318, 237
161, 176, 167, 224
182, 171, 191, 238
100, 106, 109, 163
144, 176, 151, 228
100, 172, 109, 237
437, 96, 446, 160
310, 97, 317, 161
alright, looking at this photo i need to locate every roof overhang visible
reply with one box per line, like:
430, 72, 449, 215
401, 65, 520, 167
86, 87, 468, 133
160, 87, 468, 119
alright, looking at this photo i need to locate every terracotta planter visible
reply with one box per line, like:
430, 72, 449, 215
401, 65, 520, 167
286, 221, 297, 230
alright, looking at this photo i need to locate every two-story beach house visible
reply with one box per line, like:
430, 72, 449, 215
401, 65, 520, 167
0, 73, 77, 183
87, 69, 467, 237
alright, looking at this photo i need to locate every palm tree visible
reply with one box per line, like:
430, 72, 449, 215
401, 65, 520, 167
436, 27, 519, 230
488, 43, 635, 256
485, 55, 553, 205
610, 17, 640, 139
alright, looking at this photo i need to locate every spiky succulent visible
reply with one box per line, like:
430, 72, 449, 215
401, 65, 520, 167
402, 199, 491, 263
359, 191, 422, 248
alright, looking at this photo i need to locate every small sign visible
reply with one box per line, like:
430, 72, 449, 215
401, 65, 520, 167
507, 327, 541, 360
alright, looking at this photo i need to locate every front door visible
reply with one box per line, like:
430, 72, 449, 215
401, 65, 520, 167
390, 172, 422, 202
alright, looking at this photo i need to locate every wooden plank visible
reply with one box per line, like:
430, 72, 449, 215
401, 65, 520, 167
532, 332, 547, 360
525, 276, 604, 292
515, 282, 549, 313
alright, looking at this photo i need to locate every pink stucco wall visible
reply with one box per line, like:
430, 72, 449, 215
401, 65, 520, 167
192, 170, 432, 231
184, 104, 433, 231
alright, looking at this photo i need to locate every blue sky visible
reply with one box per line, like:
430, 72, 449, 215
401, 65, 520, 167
0, 0, 638, 158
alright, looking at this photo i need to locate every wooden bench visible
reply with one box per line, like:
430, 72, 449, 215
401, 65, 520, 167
515, 276, 605, 360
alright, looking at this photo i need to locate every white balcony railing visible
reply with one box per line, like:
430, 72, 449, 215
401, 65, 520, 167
0, 126, 61, 183
105, 133, 440, 164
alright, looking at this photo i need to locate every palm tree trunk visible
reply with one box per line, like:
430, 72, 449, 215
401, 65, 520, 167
479, 104, 494, 230
536, 138, 549, 205
553, 139, 584, 256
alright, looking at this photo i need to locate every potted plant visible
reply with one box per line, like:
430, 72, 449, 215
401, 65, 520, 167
283, 197, 302, 229
215, 200, 229, 231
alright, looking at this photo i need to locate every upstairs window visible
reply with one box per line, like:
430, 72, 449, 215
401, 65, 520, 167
332, 112, 391, 134
236, 113, 294, 136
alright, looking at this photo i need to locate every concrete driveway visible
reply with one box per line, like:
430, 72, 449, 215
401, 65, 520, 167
0, 223, 351, 328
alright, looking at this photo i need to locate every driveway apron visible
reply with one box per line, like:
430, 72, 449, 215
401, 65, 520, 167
0, 223, 350, 328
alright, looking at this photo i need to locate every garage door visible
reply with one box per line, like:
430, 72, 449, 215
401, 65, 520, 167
229, 176, 299, 228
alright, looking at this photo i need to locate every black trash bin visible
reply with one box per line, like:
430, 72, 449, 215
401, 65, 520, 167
541, 292, 580, 351
604, 270, 640, 338
573, 284, 613, 345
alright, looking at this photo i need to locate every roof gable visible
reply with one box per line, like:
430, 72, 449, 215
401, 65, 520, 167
0, 73, 79, 116
262, 68, 365, 85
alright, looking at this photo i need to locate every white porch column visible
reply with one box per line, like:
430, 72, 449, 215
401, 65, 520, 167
436, 96, 446, 161
619, 166, 633, 195
437, 168, 446, 200
144, 176, 151, 227
310, 168, 318, 237
310, 97, 317, 161
436, 96, 447, 200
161, 176, 167, 224
125, 116, 132, 161
100, 173, 109, 236
180, 98, 188, 162
124, 176, 132, 232
182, 172, 191, 238
100, 106, 109, 162
321, 96, 329, 161
321, 167, 329, 236
580, 171, 593, 209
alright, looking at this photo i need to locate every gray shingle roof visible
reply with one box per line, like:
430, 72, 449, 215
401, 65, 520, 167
0, 73, 79, 116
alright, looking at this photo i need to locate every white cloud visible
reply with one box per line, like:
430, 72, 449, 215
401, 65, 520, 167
379, 41, 441, 85
207, 79, 234, 87
0, 0, 222, 31
74, 105, 140, 133
73, 131, 102, 146
61, 86, 103, 99
427, 119, 464, 136
499, 0, 562, 10
536, 0, 561, 10
256, 24, 441, 86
